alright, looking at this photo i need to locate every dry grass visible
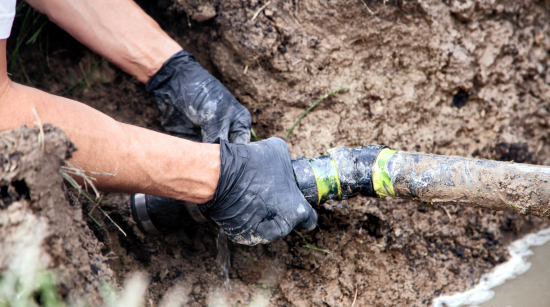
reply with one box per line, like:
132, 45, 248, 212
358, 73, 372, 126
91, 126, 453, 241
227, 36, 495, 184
59, 162, 125, 237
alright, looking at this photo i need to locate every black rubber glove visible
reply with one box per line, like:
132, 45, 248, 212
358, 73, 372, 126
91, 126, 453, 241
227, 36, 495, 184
201, 137, 318, 246
146, 50, 251, 144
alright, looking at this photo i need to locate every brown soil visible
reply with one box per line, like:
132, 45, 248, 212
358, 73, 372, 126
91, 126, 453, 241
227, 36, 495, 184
0, 126, 114, 306
5, 0, 550, 306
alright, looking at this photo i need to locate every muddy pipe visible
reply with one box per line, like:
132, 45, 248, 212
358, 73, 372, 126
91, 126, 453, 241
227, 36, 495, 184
131, 145, 550, 234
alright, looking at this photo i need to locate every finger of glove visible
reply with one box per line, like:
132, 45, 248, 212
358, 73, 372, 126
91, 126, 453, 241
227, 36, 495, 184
202, 123, 229, 144
201, 107, 251, 145
295, 200, 318, 231
229, 119, 251, 145
230, 130, 251, 145
228, 104, 251, 145
253, 217, 290, 244
199, 99, 245, 144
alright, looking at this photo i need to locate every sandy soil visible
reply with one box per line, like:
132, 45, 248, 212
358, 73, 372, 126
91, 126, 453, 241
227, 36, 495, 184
4, 0, 550, 306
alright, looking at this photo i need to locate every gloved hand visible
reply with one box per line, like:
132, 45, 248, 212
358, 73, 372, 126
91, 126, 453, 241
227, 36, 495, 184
146, 50, 251, 144
201, 137, 318, 246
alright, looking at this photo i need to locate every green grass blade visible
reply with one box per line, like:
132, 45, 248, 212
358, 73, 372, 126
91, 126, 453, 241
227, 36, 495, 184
60, 170, 81, 192
293, 230, 332, 265
17, 56, 32, 85
8, 5, 33, 72
302, 245, 331, 254
25, 21, 47, 45
96, 206, 127, 237
286, 86, 348, 138
16, 0, 26, 10
37, 272, 64, 307
60, 170, 97, 181
250, 128, 260, 142
61, 60, 101, 96
87, 213, 104, 228
60, 169, 124, 235
59, 170, 96, 204
250, 257, 259, 267
293, 229, 306, 240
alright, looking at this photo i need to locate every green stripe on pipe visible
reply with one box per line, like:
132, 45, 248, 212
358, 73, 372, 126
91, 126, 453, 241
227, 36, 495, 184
309, 156, 341, 204
372, 148, 398, 198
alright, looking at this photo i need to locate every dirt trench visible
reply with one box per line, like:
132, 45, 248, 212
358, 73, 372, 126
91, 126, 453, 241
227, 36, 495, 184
5, 0, 550, 306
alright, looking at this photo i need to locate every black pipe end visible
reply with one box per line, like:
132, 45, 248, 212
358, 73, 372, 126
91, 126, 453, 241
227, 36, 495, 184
131, 193, 162, 235
130, 194, 208, 235
130, 193, 149, 234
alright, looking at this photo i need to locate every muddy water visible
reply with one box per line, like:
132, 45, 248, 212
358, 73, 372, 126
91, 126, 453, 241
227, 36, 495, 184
478, 241, 550, 307
216, 228, 231, 290
433, 229, 550, 307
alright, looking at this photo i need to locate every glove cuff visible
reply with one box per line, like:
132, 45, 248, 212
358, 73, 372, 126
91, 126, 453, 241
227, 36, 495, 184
145, 50, 197, 92
199, 140, 249, 212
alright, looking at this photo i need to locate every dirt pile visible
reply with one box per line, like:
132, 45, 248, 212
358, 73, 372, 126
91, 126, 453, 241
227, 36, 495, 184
196, 0, 550, 161
5, 0, 550, 306
0, 126, 114, 306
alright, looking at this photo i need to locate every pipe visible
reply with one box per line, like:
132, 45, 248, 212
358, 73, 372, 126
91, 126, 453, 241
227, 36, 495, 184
131, 145, 550, 234
374, 148, 550, 217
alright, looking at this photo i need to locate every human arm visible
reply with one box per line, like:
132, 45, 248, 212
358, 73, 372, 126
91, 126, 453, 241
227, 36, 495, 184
25, 0, 181, 83
0, 39, 219, 203
26, 0, 251, 143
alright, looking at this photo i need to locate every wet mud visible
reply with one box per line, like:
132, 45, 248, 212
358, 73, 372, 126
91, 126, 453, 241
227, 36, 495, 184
5, 0, 550, 306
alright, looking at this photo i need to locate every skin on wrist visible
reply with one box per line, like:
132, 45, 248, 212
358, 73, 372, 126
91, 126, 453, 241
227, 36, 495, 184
120, 123, 220, 203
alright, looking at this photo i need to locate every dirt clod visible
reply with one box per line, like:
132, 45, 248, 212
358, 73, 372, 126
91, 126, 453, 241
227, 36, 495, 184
0, 126, 115, 306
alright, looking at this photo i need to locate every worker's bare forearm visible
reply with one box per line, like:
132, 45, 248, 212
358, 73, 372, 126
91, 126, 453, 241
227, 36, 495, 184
0, 80, 219, 203
26, 0, 182, 83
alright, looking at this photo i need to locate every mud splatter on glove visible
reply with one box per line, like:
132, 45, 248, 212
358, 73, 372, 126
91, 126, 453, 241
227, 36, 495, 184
201, 138, 318, 246
146, 50, 251, 144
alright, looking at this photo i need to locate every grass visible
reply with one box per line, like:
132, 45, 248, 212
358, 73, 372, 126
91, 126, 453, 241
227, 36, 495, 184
0, 245, 148, 307
8, 3, 48, 79
61, 60, 102, 97
250, 257, 259, 268
286, 86, 348, 138
9, 4, 102, 96
418, 200, 433, 209
59, 161, 125, 236
351, 287, 358, 307
0, 268, 63, 307
293, 230, 331, 266
250, 128, 260, 142
238, 248, 260, 268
